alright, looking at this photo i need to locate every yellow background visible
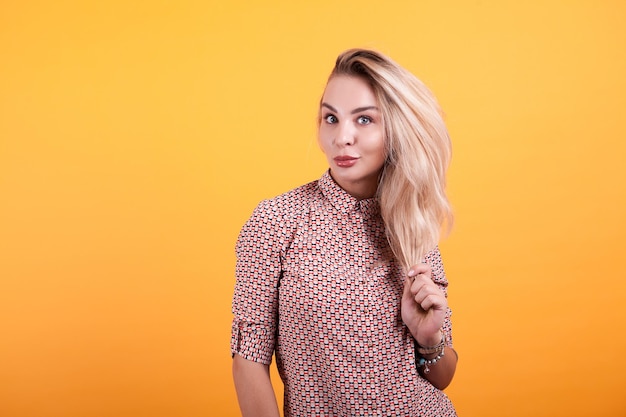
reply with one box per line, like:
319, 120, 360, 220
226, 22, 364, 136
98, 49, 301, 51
1, 1, 625, 416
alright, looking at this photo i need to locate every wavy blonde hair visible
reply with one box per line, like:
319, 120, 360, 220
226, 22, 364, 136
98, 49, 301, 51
325, 48, 453, 270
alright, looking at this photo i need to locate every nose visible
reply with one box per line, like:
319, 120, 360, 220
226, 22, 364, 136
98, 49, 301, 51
335, 121, 356, 146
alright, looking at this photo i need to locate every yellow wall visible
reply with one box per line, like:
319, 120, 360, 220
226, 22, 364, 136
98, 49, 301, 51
1, 1, 625, 416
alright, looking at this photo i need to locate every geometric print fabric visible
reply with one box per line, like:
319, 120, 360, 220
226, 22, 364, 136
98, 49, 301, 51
231, 171, 457, 416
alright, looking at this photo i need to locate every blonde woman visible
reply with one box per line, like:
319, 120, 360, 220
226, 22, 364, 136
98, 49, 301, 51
231, 48, 458, 417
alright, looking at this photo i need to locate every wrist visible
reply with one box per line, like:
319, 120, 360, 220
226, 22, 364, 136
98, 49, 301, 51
415, 331, 447, 374
419, 346, 445, 360
416, 329, 443, 350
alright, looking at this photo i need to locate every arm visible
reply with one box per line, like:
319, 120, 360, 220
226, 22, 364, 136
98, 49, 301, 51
401, 249, 458, 390
231, 200, 287, 415
232, 354, 280, 417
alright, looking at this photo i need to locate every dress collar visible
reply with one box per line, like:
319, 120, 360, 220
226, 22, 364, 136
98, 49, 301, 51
318, 170, 380, 217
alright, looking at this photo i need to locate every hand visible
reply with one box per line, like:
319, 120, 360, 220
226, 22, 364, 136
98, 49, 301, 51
400, 263, 447, 347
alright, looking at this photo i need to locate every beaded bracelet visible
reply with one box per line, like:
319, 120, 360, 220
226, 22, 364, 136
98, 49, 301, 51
417, 347, 445, 374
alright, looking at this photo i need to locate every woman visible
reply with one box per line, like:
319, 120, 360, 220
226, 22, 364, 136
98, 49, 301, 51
231, 48, 458, 417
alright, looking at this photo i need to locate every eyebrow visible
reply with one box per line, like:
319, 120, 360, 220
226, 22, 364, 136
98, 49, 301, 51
321, 103, 380, 114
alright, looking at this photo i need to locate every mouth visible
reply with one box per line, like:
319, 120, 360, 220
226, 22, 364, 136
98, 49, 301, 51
334, 155, 359, 167
334, 155, 358, 161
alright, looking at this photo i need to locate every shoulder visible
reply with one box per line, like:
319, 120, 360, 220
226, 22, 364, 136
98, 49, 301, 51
239, 178, 322, 241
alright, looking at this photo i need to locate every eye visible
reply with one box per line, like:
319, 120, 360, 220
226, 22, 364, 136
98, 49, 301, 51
324, 114, 338, 124
357, 115, 372, 125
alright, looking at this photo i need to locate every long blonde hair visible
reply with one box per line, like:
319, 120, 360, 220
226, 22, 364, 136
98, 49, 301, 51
327, 48, 453, 270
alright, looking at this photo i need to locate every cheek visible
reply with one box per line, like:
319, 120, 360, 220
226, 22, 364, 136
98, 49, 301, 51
317, 139, 326, 155
317, 129, 332, 154
364, 131, 386, 156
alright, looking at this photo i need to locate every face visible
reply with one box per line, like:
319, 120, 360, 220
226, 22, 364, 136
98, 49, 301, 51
318, 75, 385, 200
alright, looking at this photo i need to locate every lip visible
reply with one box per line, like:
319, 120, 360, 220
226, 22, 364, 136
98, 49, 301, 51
334, 155, 359, 167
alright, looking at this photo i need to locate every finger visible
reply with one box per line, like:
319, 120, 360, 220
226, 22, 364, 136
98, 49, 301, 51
413, 282, 445, 309
402, 274, 414, 302
410, 273, 434, 295
415, 293, 446, 312
408, 263, 432, 279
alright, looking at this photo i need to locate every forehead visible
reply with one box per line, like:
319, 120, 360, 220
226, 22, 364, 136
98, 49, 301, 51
322, 75, 378, 108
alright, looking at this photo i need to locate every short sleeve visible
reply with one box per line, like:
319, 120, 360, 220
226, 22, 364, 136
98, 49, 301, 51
424, 246, 454, 349
230, 199, 288, 365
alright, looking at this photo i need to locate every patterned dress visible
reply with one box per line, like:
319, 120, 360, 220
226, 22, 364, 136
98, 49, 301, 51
231, 171, 457, 417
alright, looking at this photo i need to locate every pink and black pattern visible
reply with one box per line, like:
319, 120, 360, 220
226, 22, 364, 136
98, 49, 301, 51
231, 171, 456, 417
